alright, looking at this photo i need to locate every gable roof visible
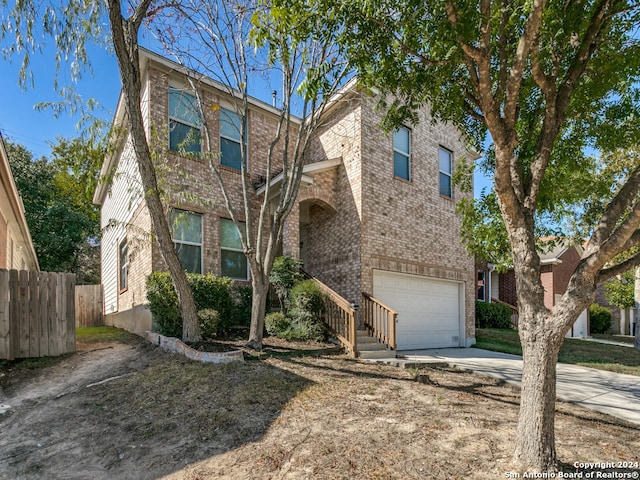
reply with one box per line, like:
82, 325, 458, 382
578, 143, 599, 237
538, 237, 583, 265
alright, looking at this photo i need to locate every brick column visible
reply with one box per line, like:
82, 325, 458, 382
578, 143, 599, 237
282, 204, 300, 259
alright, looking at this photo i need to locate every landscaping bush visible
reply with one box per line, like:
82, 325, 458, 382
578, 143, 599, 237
286, 280, 326, 342
265, 312, 289, 336
475, 301, 513, 329
232, 285, 253, 327
589, 303, 612, 334
269, 256, 303, 312
146, 271, 236, 338
198, 309, 221, 340
146, 271, 181, 338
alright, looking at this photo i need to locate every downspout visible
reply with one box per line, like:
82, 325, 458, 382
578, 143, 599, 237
487, 264, 496, 303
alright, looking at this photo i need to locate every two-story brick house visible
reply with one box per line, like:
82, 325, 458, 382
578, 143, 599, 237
94, 48, 477, 350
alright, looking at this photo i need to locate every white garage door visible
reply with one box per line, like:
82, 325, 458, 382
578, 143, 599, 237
373, 270, 462, 350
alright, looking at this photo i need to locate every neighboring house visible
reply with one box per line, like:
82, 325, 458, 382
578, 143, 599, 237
477, 239, 589, 338
94, 48, 477, 349
0, 133, 39, 271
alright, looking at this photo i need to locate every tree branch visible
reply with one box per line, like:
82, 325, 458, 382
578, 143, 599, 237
598, 249, 640, 283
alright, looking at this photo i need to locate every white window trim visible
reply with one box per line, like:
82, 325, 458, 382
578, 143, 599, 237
119, 238, 128, 293
220, 218, 249, 281
171, 209, 204, 274
439, 146, 453, 198
393, 126, 411, 181
219, 106, 249, 171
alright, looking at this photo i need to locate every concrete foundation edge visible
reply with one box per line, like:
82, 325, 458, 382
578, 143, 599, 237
144, 331, 244, 364
104, 305, 153, 337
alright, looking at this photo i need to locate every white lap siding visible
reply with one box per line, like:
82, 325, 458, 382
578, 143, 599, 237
100, 139, 144, 314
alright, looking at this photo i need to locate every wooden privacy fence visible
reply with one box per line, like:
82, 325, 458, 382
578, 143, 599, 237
75, 284, 104, 327
0, 269, 76, 360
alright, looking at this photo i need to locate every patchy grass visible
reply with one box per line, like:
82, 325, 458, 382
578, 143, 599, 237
76, 326, 142, 345
3, 332, 640, 479
475, 328, 640, 376
591, 333, 636, 345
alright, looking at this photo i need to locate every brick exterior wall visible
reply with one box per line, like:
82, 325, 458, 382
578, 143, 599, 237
110, 57, 477, 343
499, 269, 518, 307
358, 93, 476, 341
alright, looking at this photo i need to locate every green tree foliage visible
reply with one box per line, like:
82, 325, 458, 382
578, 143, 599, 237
604, 270, 636, 309
269, 256, 304, 312
333, 0, 640, 471
6, 139, 102, 282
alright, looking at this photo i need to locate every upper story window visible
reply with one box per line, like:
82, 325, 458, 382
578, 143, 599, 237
439, 146, 453, 197
119, 239, 128, 292
393, 127, 411, 181
220, 108, 247, 170
169, 87, 202, 154
220, 218, 248, 280
170, 209, 203, 274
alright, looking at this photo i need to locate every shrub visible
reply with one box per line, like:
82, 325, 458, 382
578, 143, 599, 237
146, 271, 236, 338
269, 256, 303, 312
265, 312, 289, 336
475, 301, 513, 329
146, 271, 181, 338
286, 280, 326, 342
232, 286, 253, 327
589, 303, 612, 334
198, 309, 221, 340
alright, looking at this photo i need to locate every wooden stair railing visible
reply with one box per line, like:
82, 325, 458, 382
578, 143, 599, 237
305, 274, 358, 357
361, 292, 397, 351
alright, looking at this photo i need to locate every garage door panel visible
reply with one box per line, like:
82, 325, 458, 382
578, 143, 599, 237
373, 270, 461, 350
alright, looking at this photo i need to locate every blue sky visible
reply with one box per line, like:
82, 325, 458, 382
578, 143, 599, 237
0, 40, 493, 195
0, 43, 121, 159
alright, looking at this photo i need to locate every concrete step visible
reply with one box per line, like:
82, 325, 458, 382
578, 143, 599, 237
357, 335, 379, 344
358, 341, 387, 352
359, 349, 397, 360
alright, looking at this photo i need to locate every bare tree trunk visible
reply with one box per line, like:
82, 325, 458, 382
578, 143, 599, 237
514, 319, 562, 472
247, 272, 269, 350
106, 0, 201, 342
634, 266, 640, 349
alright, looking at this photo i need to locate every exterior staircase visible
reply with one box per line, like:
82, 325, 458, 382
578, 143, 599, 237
304, 272, 398, 359
357, 328, 395, 359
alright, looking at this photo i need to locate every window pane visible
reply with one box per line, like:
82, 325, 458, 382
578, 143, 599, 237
175, 243, 202, 274
220, 137, 243, 170
220, 218, 242, 249
393, 128, 410, 154
169, 88, 200, 127
440, 172, 452, 197
170, 210, 202, 243
394, 152, 410, 180
119, 241, 127, 290
220, 108, 242, 141
221, 250, 248, 279
439, 147, 452, 174
169, 120, 201, 153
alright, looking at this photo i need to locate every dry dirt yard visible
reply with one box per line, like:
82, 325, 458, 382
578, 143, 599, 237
1, 331, 639, 480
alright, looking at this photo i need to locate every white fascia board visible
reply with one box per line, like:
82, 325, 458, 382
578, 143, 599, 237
302, 157, 342, 174
256, 172, 315, 197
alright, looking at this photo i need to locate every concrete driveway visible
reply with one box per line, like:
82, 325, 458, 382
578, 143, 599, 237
397, 347, 640, 426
